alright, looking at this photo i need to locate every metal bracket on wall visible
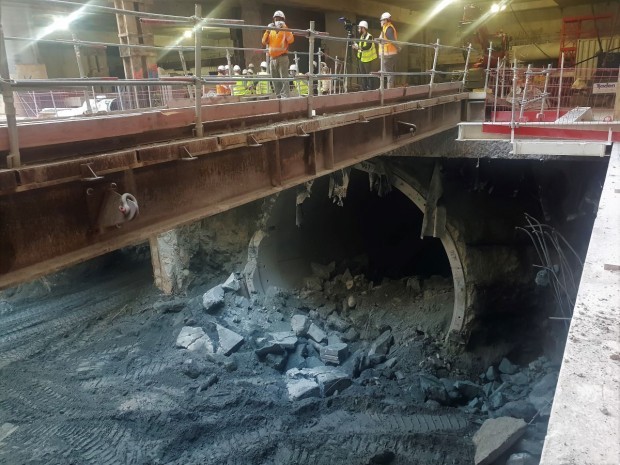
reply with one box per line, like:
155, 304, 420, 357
247, 135, 262, 147
80, 163, 104, 182
179, 146, 197, 161
394, 121, 418, 138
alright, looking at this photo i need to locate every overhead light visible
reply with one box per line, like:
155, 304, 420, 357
490, 2, 507, 13
51, 16, 72, 31
183, 30, 193, 39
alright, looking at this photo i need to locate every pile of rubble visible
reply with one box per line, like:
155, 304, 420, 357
171, 261, 558, 465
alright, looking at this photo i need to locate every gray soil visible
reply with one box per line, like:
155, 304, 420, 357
0, 247, 483, 465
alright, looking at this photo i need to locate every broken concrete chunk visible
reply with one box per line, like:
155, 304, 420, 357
320, 343, 349, 365
454, 380, 484, 401
346, 295, 357, 308
486, 366, 499, 381
265, 353, 288, 372
327, 313, 350, 332
499, 357, 519, 375
316, 303, 336, 319
419, 374, 449, 404
202, 285, 225, 312
286, 378, 320, 401
291, 314, 310, 336
341, 327, 359, 342
307, 323, 327, 343
473, 417, 527, 465
310, 261, 335, 280
368, 330, 393, 356
222, 273, 241, 292
327, 334, 343, 346
269, 331, 298, 350
285, 345, 307, 371
176, 326, 213, 352
493, 400, 537, 421
406, 277, 422, 295
255, 340, 285, 357
316, 370, 352, 397
527, 372, 558, 417
216, 324, 244, 356
489, 390, 505, 409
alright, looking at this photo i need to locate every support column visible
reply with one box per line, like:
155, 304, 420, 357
149, 230, 189, 294
240, 2, 263, 68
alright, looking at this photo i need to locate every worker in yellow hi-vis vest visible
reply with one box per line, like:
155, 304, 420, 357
232, 65, 248, 96
289, 64, 309, 96
256, 61, 272, 95
352, 20, 377, 91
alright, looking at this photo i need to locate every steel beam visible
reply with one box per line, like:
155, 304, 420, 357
0, 96, 463, 289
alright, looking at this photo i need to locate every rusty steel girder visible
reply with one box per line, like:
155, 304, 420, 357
0, 88, 465, 289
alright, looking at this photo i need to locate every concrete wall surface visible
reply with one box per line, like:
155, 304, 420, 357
540, 143, 620, 465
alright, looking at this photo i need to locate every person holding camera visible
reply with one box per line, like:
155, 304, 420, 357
352, 21, 377, 91
379, 12, 398, 89
262, 10, 294, 98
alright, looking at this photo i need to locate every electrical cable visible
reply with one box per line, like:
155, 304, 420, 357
509, 4, 553, 60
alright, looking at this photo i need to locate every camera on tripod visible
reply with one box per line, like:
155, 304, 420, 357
338, 17, 354, 38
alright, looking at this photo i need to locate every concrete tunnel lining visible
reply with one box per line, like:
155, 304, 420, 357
245, 161, 468, 338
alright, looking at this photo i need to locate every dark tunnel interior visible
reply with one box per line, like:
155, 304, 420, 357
255, 169, 452, 292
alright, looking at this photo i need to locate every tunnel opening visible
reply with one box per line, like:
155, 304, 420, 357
255, 169, 452, 292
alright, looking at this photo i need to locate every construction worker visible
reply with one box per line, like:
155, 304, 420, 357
289, 64, 309, 96
262, 10, 294, 98
256, 61, 271, 95
216, 65, 231, 96
319, 61, 331, 95
352, 20, 377, 91
379, 12, 398, 89
232, 65, 248, 96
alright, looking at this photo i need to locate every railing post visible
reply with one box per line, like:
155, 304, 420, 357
556, 52, 565, 120
510, 59, 518, 143
307, 20, 315, 118
483, 41, 493, 93
193, 3, 203, 138
429, 38, 440, 97
540, 63, 551, 118
0, 18, 21, 168
379, 42, 385, 105
462, 43, 472, 90
492, 58, 500, 123
519, 63, 531, 120
72, 33, 94, 114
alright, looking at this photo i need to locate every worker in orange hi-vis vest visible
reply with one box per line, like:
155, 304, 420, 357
379, 12, 398, 89
215, 65, 231, 96
261, 10, 294, 98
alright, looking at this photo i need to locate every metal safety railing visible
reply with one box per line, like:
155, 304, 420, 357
0, 0, 474, 168
480, 52, 619, 142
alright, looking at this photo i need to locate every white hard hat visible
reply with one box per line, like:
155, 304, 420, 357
242, 69, 247, 75
273, 10, 285, 19
289, 64, 297, 71
313, 60, 317, 68
224, 64, 230, 70
358, 21, 369, 29
380, 12, 391, 20
260, 61, 268, 68
217, 65, 225, 71
248, 63, 254, 68
233, 64, 241, 71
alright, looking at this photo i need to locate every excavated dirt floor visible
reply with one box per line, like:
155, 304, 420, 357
0, 247, 488, 465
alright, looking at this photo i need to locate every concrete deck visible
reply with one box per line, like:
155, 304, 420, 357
540, 143, 620, 465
